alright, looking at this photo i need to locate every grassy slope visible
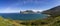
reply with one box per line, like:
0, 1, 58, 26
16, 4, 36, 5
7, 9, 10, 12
0, 16, 25, 26
0, 16, 60, 26
18, 16, 60, 26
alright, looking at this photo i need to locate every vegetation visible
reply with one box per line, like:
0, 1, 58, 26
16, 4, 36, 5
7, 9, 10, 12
0, 16, 60, 26
18, 16, 60, 26
0, 16, 25, 26
42, 6, 60, 17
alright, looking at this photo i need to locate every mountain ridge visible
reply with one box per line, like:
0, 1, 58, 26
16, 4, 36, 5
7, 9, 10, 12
42, 5, 60, 17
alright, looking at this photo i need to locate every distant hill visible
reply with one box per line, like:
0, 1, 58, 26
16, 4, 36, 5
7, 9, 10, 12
42, 5, 60, 17
20, 10, 40, 14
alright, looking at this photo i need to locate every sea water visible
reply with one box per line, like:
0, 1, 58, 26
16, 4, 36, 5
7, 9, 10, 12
0, 13, 48, 20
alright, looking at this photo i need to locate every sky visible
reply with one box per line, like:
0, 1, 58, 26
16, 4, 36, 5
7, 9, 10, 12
0, 0, 60, 13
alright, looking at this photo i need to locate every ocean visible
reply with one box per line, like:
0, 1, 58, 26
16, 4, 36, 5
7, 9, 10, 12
0, 13, 48, 21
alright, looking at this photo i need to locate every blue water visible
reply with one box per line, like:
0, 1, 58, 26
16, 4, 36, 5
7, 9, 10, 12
0, 13, 48, 20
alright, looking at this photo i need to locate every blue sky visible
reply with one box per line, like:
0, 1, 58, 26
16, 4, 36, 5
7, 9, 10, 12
0, 0, 60, 13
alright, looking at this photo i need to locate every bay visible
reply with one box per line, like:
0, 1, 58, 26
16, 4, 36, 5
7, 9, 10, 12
0, 13, 48, 21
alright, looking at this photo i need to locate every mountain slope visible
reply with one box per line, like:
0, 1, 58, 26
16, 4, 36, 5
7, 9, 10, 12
0, 16, 25, 26
42, 5, 60, 17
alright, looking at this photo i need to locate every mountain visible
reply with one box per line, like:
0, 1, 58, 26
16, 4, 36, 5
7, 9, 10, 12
20, 10, 40, 14
42, 5, 60, 17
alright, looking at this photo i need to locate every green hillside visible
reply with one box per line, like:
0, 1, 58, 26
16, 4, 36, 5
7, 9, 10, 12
0, 16, 60, 26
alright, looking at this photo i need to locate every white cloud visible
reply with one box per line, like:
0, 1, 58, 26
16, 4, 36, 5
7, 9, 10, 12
0, 7, 20, 13
32, 10, 44, 12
